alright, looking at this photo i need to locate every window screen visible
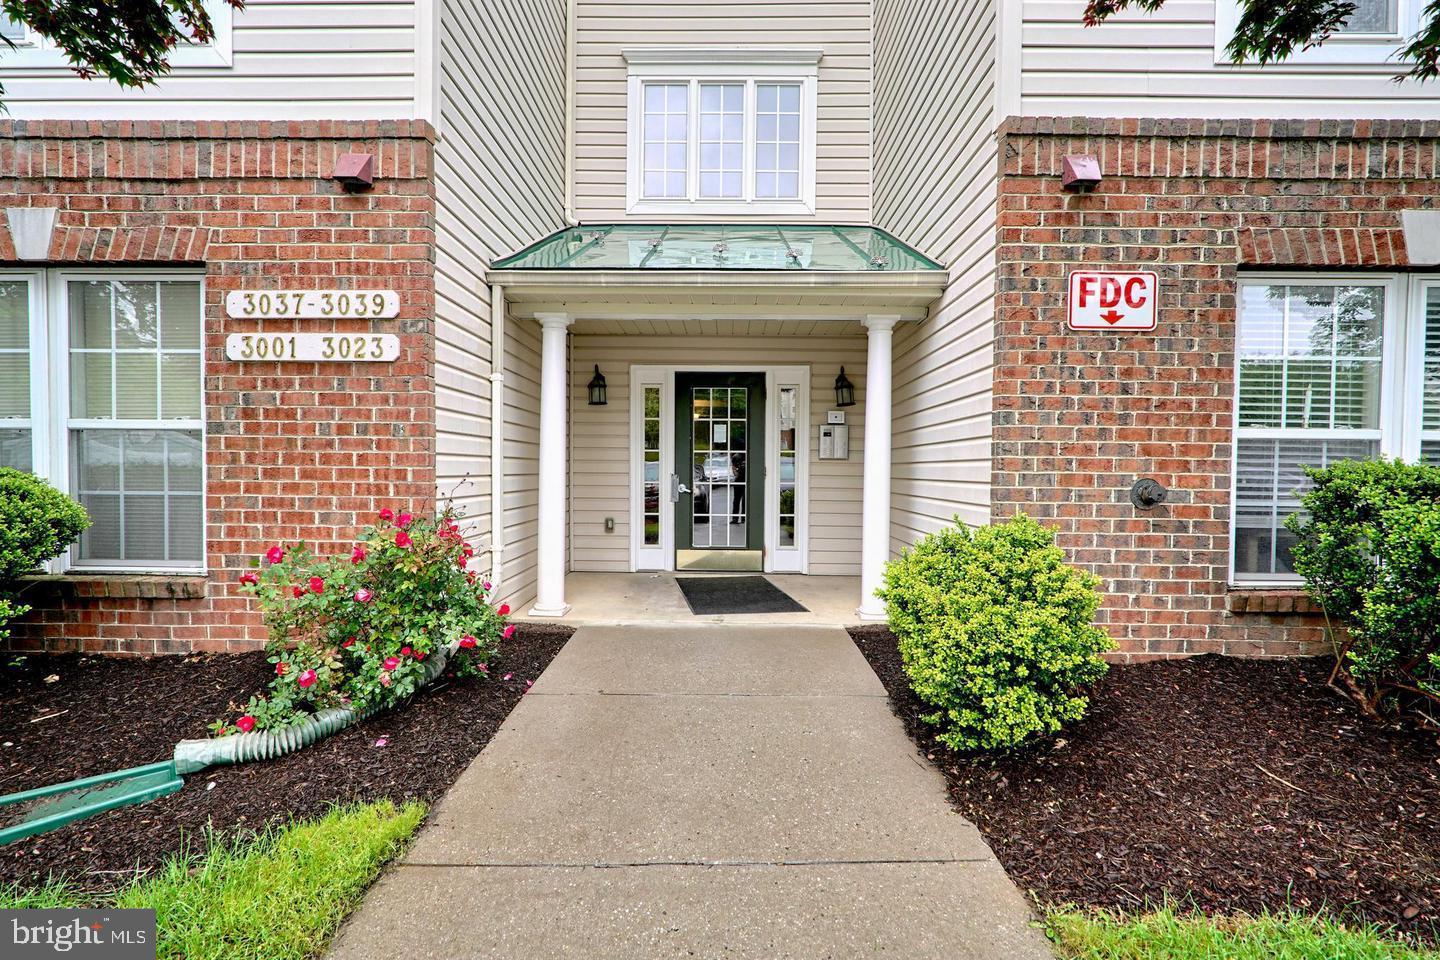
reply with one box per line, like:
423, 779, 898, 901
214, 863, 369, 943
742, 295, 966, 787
1233, 282, 1386, 578
68, 279, 204, 566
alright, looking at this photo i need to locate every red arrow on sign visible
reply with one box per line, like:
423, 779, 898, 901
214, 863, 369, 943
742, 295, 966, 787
1099, 309, 1124, 325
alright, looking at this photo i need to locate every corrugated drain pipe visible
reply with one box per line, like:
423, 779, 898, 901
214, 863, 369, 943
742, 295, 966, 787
173, 643, 454, 775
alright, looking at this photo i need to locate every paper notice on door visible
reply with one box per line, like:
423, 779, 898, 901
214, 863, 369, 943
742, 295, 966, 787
713, 424, 727, 444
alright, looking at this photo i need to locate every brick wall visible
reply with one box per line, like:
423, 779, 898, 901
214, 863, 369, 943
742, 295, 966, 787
993, 117, 1439, 659
1, 120, 437, 655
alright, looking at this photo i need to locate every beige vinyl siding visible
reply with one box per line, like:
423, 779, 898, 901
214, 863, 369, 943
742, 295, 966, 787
874, 0, 997, 548
434, 0, 566, 608
1019, 0, 1440, 119
569, 332, 867, 575
0, 0, 421, 119
573, 0, 872, 222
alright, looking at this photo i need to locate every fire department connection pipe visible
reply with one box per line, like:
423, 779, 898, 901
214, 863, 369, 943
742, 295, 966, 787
172, 643, 455, 775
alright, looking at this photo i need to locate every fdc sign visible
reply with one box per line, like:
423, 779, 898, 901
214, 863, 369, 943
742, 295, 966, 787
1066, 270, 1158, 331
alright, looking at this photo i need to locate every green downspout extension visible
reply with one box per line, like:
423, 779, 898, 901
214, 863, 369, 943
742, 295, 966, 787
0, 642, 458, 845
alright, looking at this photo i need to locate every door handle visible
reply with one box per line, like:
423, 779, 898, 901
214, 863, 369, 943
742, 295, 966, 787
669, 474, 690, 502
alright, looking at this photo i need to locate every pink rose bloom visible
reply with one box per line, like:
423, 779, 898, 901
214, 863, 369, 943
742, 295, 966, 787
239, 571, 258, 587
354, 588, 374, 603
400, 646, 412, 657
236, 715, 256, 733
265, 545, 285, 564
379, 674, 391, 688
483, 581, 493, 591
309, 576, 325, 594
275, 662, 288, 676
351, 545, 366, 564
378, 507, 394, 522
297, 669, 317, 689
395, 531, 413, 549
383, 656, 400, 671
459, 635, 477, 649
292, 585, 306, 599
496, 603, 511, 617
397, 512, 414, 529
502, 624, 516, 641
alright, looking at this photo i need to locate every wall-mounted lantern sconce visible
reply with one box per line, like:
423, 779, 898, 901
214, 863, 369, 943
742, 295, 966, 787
587, 365, 608, 406
834, 367, 856, 408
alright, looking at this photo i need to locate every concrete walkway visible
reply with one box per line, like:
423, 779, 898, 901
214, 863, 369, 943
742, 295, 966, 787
327, 625, 1053, 959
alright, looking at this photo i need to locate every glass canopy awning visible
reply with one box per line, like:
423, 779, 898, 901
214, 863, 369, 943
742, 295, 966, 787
491, 224, 944, 272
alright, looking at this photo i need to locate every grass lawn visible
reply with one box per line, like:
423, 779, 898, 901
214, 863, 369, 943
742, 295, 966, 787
1046, 906, 1440, 960
0, 800, 424, 960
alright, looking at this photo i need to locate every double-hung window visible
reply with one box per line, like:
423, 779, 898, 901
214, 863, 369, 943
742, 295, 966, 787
1230, 274, 1440, 583
0, 4, 233, 68
624, 48, 819, 215
0, 271, 206, 572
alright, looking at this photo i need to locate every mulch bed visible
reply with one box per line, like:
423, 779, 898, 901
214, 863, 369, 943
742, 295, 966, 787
0, 624, 573, 891
849, 625, 1440, 941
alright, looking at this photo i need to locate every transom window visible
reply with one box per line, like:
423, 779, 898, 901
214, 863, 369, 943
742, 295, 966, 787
1231, 275, 1438, 583
624, 47, 819, 215
0, 271, 205, 572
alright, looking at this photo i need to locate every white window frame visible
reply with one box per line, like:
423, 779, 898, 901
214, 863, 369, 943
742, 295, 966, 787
1215, 0, 1419, 67
623, 47, 820, 216
0, 2, 233, 70
1, 268, 208, 575
1229, 273, 1410, 586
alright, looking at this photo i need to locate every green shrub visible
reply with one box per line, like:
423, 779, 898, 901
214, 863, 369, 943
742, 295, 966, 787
1286, 458, 1440, 718
880, 513, 1113, 751
0, 468, 90, 642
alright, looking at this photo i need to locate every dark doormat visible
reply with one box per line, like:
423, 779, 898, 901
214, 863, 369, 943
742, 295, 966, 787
676, 576, 808, 615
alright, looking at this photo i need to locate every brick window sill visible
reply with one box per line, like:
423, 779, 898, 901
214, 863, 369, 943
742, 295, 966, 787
20, 573, 209, 601
1226, 588, 1320, 615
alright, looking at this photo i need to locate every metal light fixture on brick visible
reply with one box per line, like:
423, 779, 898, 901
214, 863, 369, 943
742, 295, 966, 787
1061, 154, 1102, 193
587, 365, 608, 406
834, 367, 855, 408
332, 152, 375, 191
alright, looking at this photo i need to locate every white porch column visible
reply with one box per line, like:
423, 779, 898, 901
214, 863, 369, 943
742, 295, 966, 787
529, 312, 573, 617
857, 314, 899, 621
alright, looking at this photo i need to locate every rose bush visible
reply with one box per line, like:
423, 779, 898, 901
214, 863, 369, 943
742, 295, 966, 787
212, 507, 508, 735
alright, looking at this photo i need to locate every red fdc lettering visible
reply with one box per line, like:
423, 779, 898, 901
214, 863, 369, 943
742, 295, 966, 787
1099, 276, 1122, 308
1078, 275, 1097, 306
1124, 276, 1147, 308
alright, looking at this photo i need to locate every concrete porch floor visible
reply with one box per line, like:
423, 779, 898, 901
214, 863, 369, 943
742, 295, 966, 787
522, 572, 865, 626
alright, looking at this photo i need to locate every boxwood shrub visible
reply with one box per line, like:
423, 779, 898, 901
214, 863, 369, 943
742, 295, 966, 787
879, 513, 1112, 751
1286, 458, 1440, 718
0, 468, 90, 642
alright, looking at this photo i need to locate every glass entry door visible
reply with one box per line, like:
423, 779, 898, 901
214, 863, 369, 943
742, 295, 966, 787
674, 372, 765, 571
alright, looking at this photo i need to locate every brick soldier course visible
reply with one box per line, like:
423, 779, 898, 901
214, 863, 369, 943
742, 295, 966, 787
2, 120, 437, 655
993, 117, 1436, 659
